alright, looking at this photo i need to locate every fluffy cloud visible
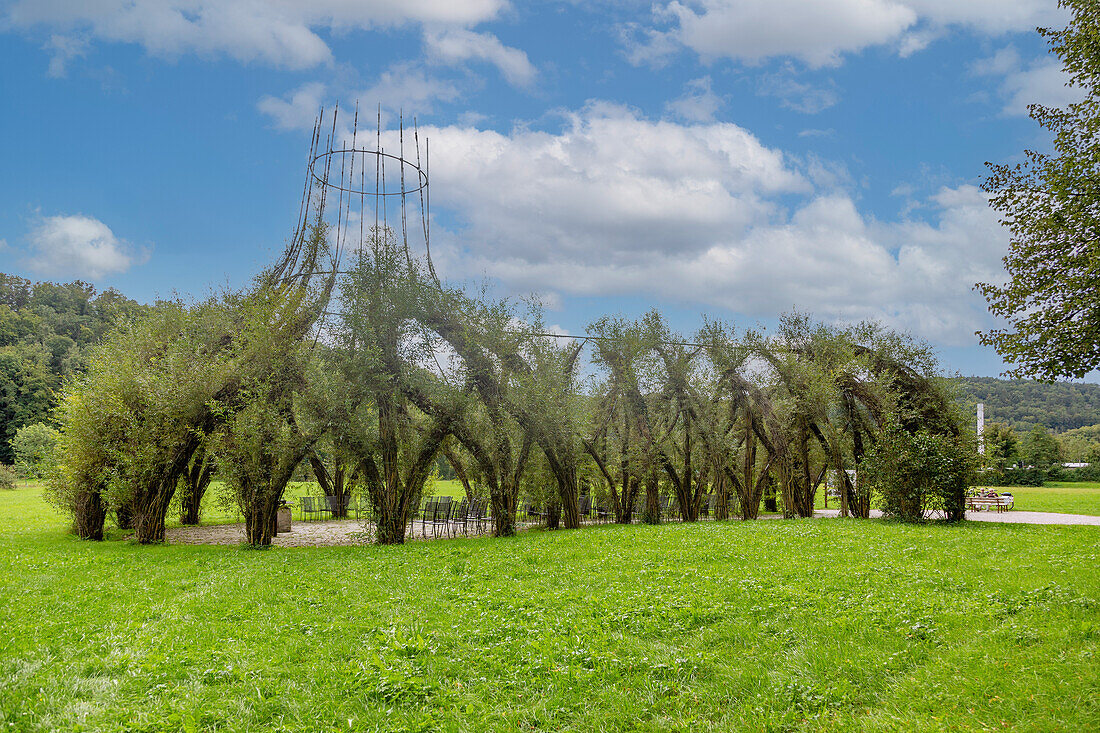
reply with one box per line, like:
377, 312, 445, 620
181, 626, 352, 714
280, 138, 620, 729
424, 28, 536, 88
414, 102, 806, 266
357, 63, 461, 115
258, 82, 328, 130
43, 33, 87, 77
24, 214, 144, 279
971, 47, 1084, 116
4, 0, 508, 69
398, 105, 1005, 343
666, 76, 723, 122
258, 64, 465, 132
634, 0, 1064, 68
757, 66, 838, 114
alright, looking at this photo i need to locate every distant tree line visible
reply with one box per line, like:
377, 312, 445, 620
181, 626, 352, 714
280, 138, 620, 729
952, 376, 1100, 434
979, 420, 1100, 485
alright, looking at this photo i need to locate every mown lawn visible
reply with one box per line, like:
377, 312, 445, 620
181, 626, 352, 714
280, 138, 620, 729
1, 483, 1098, 732
976, 482, 1100, 516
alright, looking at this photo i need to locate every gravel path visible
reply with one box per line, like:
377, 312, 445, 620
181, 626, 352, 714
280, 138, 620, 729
815, 508, 1100, 526
166, 508, 1099, 548
166, 518, 526, 547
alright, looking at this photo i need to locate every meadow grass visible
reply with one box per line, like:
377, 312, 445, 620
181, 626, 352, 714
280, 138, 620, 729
976, 483, 1100, 516
1, 482, 1098, 731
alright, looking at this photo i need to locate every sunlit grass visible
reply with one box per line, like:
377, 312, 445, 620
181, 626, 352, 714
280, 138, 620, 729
1, 483, 1098, 731
976, 483, 1100, 516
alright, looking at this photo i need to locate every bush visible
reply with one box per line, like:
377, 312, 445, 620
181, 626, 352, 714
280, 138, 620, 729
980, 467, 1047, 487
12, 422, 59, 479
0, 463, 17, 490
863, 420, 975, 522
1059, 465, 1100, 482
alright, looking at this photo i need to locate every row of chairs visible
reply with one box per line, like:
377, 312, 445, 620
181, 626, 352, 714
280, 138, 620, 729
409, 496, 492, 538
299, 491, 729, 534
299, 495, 369, 522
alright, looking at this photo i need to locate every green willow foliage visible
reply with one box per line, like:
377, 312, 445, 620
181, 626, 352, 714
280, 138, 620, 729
45, 227, 974, 546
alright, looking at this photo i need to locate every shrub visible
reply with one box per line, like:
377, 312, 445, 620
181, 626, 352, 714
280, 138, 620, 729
981, 467, 1047, 487
863, 420, 975, 522
12, 422, 59, 479
1059, 464, 1100, 482
0, 464, 16, 490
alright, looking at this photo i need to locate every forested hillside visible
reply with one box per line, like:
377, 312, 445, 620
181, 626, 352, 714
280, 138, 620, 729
951, 376, 1100, 433
0, 273, 148, 463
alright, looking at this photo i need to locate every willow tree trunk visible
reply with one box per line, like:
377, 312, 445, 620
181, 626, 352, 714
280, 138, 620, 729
73, 486, 107, 540
491, 483, 517, 537
714, 469, 729, 521
133, 434, 202, 543
552, 461, 580, 529
617, 411, 633, 524
546, 500, 562, 530
643, 469, 661, 524
133, 489, 172, 544
245, 495, 279, 546
180, 459, 213, 525
678, 413, 700, 522
376, 510, 408, 544
845, 470, 870, 518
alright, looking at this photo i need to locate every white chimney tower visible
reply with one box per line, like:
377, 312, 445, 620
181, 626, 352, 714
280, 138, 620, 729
977, 403, 985, 455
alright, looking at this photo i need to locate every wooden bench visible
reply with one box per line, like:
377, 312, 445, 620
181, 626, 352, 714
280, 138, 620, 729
966, 495, 1013, 512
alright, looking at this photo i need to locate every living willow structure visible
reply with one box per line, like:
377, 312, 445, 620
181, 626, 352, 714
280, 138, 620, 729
47, 107, 974, 546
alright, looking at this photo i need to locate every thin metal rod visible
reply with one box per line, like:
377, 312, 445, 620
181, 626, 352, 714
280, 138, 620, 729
400, 111, 411, 268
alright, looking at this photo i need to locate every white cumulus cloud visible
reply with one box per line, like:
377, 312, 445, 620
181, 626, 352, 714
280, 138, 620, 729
258, 82, 328, 130
24, 214, 145, 279
424, 28, 536, 88
971, 47, 1084, 116
633, 0, 1064, 68
666, 76, 723, 122
356, 63, 461, 116
4, 0, 508, 70
393, 105, 1006, 344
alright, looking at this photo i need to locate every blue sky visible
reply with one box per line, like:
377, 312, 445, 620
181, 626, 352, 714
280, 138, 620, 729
0, 0, 1084, 378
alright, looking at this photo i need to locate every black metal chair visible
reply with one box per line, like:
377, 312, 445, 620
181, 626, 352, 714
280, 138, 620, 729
301, 496, 328, 522
324, 494, 351, 518
595, 501, 612, 524
473, 499, 490, 535
450, 500, 470, 537
416, 497, 439, 537
699, 493, 714, 520
431, 497, 453, 538
578, 495, 592, 524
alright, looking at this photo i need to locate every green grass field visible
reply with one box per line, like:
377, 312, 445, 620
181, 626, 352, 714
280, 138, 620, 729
1, 482, 1098, 731
974, 482, 1100, 516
